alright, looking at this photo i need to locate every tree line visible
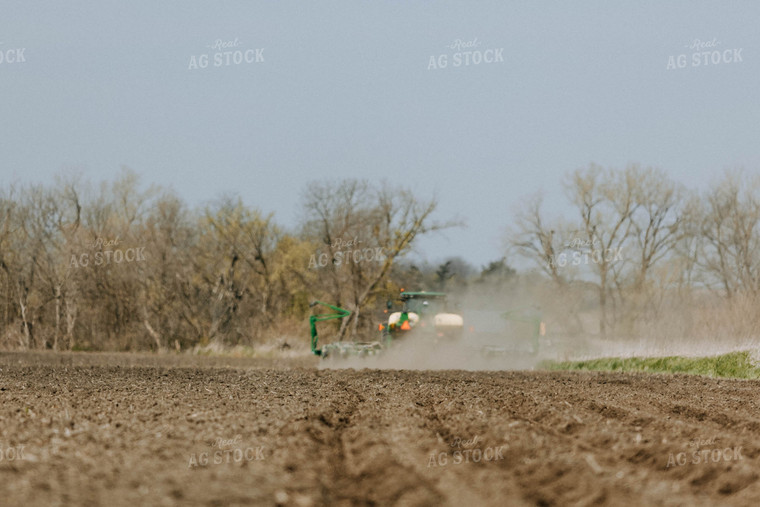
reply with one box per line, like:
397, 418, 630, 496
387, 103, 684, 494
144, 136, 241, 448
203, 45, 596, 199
0, 169, 471, 351
1, 164, 757, 351
510, 164, 760, 342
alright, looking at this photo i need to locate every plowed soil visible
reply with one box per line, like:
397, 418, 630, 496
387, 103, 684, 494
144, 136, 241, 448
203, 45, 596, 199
1, 351, 759, 506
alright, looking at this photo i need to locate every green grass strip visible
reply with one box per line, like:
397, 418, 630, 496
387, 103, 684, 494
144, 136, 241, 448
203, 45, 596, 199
540, 350, 760, 379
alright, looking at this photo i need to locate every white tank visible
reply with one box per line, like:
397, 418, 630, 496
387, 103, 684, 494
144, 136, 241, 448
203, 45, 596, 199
434, 313, 464, 328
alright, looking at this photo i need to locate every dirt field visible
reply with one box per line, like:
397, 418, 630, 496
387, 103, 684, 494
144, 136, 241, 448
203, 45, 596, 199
1, 352, 759, 506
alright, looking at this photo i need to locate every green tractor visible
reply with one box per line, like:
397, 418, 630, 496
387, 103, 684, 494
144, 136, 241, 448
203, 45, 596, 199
308, 291, 465, 359
381, 290, 464, 342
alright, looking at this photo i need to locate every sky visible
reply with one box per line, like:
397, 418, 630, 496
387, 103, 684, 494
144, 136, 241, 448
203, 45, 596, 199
2, 0, 759, 268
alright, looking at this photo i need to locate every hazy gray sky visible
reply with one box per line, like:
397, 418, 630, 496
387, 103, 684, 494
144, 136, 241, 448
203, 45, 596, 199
2, 1, 758, 267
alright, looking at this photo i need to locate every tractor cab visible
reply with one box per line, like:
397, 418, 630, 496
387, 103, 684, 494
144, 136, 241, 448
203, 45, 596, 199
383, 290, 463, 341
400, 292, 446, 315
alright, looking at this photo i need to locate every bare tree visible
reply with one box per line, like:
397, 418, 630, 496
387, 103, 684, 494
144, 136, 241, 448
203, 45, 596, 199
510, 193, 569, 286
698, 171, 760, 298
627, 167, 684, 290
567, 164, 641, 337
